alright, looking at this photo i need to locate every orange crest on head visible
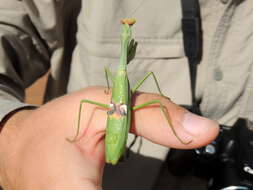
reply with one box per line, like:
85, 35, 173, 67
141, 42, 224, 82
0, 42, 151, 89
121, 18, 136, 25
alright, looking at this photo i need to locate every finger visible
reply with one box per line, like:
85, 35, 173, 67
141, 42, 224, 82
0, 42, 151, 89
131, 92, 219, 149
55, 86, 218, 149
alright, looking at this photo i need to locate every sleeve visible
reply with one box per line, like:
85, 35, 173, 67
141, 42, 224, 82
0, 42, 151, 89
0, 0, 51, 122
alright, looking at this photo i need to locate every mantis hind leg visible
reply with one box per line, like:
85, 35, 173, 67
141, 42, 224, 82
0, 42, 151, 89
67, 99, 110, 142
133, 100, 191, 145
126, 135, 143, 158
126, 135, 138, 158
131, 71, 164, 96
104, 67, 114, 94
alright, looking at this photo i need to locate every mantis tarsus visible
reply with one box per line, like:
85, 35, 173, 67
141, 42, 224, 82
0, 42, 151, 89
68, 18, 191, 165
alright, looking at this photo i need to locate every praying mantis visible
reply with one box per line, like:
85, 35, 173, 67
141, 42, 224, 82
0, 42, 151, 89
68, 18, 190, 165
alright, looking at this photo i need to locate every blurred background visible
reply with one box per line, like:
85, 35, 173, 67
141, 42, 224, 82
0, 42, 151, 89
25, 72, 48, 105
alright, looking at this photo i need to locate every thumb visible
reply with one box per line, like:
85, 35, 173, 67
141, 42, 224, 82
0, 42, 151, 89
131, 92, 219, 149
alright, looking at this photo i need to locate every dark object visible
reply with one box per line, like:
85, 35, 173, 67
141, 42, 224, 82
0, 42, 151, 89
207, 119, 253, 190
181, 0, 203, 113
167, 118, 253, 190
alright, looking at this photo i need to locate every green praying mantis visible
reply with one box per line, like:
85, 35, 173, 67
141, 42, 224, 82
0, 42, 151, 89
68, 18, 190, 165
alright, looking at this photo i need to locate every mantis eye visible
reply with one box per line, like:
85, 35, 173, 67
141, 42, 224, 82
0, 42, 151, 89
119, 104, 128, 116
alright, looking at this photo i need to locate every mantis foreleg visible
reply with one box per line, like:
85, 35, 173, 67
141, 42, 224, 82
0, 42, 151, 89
133, 100, 191, 145
127, 39, 137, 63
131, 72, 164, 96
67, 99, 110, 142
104, 67, 114, 94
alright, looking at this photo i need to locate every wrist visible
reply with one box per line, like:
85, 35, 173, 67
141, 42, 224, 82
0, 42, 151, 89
0, 108, 35, 189
0, 107, 36, 132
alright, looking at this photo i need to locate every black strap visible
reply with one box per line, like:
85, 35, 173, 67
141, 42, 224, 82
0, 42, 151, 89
181, 0, 202, 114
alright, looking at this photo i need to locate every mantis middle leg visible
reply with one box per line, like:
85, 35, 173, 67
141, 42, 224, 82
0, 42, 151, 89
131, 71, 164, 96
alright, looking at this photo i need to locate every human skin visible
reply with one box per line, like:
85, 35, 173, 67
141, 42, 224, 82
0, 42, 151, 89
0, 86, 219, 190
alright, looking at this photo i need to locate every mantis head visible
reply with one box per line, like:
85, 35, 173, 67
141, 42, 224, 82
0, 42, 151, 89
120, 18, 137, 64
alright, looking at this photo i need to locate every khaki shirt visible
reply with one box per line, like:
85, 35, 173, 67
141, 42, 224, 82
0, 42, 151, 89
0, 0, 252, 189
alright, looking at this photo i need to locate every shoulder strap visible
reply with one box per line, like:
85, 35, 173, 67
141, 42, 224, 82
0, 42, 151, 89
180, 0, 202, 114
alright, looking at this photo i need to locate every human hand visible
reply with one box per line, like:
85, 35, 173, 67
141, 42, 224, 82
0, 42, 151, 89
0, 86, 219, 190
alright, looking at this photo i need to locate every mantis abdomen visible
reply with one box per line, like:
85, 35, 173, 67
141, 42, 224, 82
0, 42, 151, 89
105, 106, 131, 164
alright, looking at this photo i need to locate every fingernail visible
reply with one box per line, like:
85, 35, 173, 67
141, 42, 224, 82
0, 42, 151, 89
183, 112, 215, 136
